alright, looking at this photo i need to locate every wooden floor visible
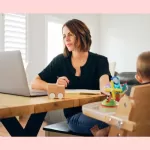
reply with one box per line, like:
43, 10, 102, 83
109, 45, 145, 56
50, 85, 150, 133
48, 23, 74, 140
0, 116, 47, 137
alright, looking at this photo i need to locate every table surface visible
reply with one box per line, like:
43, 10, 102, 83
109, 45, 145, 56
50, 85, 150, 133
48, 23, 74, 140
0, 93, 106, 119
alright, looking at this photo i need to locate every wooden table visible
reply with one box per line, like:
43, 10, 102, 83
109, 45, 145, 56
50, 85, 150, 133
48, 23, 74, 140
0, 93, 106, 136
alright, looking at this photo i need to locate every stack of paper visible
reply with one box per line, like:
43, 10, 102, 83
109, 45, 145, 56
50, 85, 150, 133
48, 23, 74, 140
65, 89, 100, 95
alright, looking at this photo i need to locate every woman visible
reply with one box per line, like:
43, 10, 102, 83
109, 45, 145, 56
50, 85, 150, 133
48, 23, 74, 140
31, 19, 111, 136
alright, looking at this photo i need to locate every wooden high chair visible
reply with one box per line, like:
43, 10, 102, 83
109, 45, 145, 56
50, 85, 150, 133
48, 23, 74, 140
83, 84, 150, 136
109, 83, 150, 136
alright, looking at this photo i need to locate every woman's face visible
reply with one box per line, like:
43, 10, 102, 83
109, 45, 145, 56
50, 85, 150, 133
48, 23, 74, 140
62, 26, 76, 52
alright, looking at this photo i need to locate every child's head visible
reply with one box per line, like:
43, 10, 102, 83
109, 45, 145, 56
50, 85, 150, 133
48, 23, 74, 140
136, 51, 150, 83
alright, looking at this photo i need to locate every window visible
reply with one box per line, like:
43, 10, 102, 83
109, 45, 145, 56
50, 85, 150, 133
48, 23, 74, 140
4, 13, 27, 63
47, 18, 64, 64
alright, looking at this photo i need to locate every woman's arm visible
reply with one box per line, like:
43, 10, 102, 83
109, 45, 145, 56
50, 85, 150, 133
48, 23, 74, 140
99, 74, 110, 90
97, 55, 111, 95
31, 55, 62, 91
99, 75, 110, 95
31, 75, 49, 91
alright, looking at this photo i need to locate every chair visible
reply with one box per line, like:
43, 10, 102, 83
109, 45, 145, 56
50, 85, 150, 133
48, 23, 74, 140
109, 83, 150, 136
43, 121, 91, 137
82, 84, 150, 136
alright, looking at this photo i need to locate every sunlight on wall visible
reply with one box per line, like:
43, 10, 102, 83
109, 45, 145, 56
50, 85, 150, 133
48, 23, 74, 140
47, 22, 64, 64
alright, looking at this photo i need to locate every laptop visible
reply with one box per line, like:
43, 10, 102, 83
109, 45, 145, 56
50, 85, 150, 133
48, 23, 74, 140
0, 50, 47, 97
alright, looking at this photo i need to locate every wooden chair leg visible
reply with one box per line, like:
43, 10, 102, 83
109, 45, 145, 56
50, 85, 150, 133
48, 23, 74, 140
108, 126, 127, 137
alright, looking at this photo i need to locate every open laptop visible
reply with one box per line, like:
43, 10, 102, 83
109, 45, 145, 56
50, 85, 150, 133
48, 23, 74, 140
0, 50, 47, 97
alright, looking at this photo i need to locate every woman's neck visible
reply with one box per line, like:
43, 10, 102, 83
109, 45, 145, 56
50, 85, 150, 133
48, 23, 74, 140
71, 51, 88, 59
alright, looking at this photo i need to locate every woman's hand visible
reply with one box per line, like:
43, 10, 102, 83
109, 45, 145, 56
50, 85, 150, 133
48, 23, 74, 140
100, 88, 110, 96
56, 76, 70, 87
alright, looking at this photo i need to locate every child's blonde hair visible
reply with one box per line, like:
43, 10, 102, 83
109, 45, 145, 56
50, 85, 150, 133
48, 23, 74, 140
137, 51, 150, 80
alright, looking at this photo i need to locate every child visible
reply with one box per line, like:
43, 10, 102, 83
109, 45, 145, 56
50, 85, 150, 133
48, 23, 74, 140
91, 51, 150, 136
135, 51, 150, 84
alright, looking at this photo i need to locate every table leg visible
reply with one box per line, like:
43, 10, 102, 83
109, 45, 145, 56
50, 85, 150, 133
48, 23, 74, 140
1, 112, 47, 136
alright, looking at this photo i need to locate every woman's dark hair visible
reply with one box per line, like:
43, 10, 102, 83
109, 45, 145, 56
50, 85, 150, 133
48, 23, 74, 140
62, 19, 92, 57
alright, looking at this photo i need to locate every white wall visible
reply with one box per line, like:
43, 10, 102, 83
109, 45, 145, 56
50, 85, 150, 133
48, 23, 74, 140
0, 14, 4, 51
27, 14, 47, 82
27, 14, 101, 82
99, 14, 150, 72
1, 14, 150, 81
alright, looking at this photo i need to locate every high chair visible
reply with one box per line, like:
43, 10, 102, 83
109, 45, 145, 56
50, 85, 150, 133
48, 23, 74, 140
83, 84, 150, 136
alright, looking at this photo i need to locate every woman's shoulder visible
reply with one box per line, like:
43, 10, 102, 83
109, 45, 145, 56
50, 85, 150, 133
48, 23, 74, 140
52, 53, 66, 62
89, 52, 108, 60
47, 53, 66, 66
